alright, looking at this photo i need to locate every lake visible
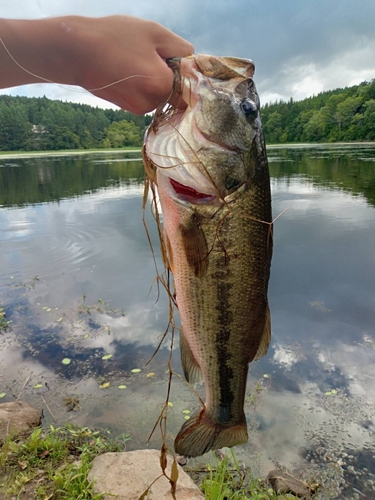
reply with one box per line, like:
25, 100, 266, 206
1, 144, 374, 498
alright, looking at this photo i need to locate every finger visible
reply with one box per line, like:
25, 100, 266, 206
156, 34, 194, 60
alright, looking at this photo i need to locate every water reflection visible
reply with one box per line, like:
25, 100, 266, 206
1, 146, 375, 498
0, 151, 143, 207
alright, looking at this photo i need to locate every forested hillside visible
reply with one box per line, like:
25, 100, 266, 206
0, 95, 152, 151
261, 79, 375, 143
0, 79, 374, 151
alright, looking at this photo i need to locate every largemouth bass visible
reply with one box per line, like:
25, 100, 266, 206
143, 54, 272, 458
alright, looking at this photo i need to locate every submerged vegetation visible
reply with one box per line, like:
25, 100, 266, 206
0, 305, 11, 333
261, 79, 375, 143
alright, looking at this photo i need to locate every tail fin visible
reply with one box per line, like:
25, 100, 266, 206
174, 407, 248, 458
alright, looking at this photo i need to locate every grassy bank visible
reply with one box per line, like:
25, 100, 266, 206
0, 424, 302, 499
0, 425, 129, 499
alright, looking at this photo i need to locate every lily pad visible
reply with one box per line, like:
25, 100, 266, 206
146, 372, 155, 378
102, 354, 113, 360
131, 368, 141, 374
168, 402, 173, 407
62, 358, 71, 365
57, 317, 63, 322
184, 415, 190, 420
118, 385, 127, 390
83, 334, 89, 339
34, 384, 43, 389
325, 389, 338, 396
182, 409, 191, 414
100, 382, 110, 389
0, 392, 6, 398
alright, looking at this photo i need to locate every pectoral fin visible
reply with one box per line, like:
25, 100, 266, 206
179, 213, 209, 278
180, 329, 203, 386
254, 304, 271, 361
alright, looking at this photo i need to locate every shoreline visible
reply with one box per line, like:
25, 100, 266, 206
0, 148, 141, 160
1, 142, 375, 160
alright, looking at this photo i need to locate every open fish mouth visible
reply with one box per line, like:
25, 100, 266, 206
145, 105, 223, 206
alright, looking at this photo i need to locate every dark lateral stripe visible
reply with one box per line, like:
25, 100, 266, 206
214, 257, 234, 423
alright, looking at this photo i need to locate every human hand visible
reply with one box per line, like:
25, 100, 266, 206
75, 16, 194, 114
0, 15, 194, 115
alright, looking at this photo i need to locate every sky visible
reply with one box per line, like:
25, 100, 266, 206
1, 0, 375, 110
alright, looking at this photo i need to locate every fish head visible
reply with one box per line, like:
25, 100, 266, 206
145, 54, 266, 209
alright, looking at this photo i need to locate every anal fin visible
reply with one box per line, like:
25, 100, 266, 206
180, 328, 203, 386
254, 304, 271, 361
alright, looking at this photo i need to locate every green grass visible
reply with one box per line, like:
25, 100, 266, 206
196, 450, 299, 500
0, 425, 311, 499
0, 424, 130, 499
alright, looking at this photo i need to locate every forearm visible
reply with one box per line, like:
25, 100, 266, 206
0, 17, 85, 89
0, 15, 194, 113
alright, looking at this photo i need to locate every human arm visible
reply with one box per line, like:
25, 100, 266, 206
0, 16, 194, 114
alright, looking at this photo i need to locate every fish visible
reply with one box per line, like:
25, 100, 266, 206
143, 54, 272, 458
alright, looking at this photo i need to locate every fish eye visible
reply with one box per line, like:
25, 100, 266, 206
240, 99, 258, 118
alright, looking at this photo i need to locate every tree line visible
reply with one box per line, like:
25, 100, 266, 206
261, 79, 375, 143
0, 79, 374, 151
0, 95, 152, 151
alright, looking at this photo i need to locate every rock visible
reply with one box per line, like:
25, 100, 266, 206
267, 469, 312, 498
88, 449, 204, 500
0, 401, 42, 441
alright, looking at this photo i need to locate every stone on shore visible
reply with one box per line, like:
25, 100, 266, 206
0, 401, 42, 441
267, 469, 312, 498
88, 449, 204, 500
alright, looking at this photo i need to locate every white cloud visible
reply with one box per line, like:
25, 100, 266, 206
273, 344, 303, 369
1, 1, 374, 106
0, 83, 119, 109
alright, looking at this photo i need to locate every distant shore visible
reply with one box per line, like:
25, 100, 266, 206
0, 147, 142, 160
1, 142, 375, 161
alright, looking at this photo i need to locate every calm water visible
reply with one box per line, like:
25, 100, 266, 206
1, 145, 375, 498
